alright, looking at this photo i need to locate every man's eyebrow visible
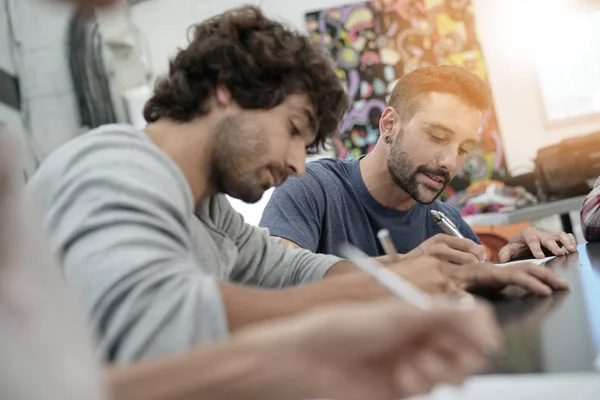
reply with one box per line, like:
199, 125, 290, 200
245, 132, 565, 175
424, 122, 455, 136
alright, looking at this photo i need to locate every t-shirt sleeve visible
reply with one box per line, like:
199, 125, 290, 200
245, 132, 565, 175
459, 218, 481, 245
259, 170, 326, 252
208, 195, 341, 288
27, 135, 229, 363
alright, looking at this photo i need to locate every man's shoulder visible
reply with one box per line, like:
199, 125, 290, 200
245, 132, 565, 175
63, 123, 147, 149
303, 157, 354, 186
31, 124, 148, 170
28, 124, 192, 211
306, 156, 351, 173
266, 158, 355, 214
30, 124, 176, 182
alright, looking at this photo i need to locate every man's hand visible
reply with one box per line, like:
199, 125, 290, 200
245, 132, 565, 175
235, 300, 501, 400
386, 256, 462, 294
441, 262, 569, 296
497, 227, 577, 262
405, 234, 486, 265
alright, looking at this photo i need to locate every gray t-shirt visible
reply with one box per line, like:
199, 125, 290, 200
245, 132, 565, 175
27, 124, 341, 363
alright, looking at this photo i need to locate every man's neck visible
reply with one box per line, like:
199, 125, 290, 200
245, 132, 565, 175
359, 150, 416, 211
145, 119, 214, 204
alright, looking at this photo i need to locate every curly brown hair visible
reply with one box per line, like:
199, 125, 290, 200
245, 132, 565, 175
143, 6, 349, 152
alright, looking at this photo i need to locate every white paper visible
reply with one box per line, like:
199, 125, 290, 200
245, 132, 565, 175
494, 256, 556, 267
408, 373, 600, 400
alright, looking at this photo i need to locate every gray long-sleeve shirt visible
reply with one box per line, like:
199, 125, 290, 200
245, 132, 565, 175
27, 124, 341, 362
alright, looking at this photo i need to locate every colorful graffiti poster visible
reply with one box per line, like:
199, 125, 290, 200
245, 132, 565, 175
305, 0, 506, 197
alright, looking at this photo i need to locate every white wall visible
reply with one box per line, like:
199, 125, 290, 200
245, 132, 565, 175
472, 0, 600, 174
130, 0, 346, 85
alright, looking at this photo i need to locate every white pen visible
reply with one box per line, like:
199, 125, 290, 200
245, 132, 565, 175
377, 229, 399, 263
339, 243, 433, 310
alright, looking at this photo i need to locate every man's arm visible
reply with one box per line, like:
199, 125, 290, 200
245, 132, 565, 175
219, 272, 394, 331
107, 301, 501, 400
107, 337, 277, 400
275, 235, 409, 281
581, 176, 600, 242
209, 194, 342, 288
277, 237, 302, 248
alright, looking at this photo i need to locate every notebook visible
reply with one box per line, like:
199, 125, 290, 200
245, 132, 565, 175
494, 255, 556, 267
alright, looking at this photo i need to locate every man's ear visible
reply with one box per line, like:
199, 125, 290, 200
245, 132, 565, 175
379, 107, 399, 136
215, 84, 233, 108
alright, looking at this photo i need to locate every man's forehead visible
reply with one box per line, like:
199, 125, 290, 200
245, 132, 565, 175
414, 111, 481, 143
285, 94, 314, 113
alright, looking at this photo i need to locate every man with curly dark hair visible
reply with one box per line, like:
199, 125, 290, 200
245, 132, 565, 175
142, 6, 348, 203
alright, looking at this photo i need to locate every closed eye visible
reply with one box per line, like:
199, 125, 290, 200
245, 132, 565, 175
428, 133, 446, 143
289, 122, 300, 136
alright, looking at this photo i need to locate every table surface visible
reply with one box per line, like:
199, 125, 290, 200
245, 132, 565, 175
464, 195, 586, 226
486, 242, 600, 374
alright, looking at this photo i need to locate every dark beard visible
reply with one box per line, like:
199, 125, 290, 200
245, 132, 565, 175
387, 146, 450, 204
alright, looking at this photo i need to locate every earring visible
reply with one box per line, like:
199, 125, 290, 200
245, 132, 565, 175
384, 135, 392, 144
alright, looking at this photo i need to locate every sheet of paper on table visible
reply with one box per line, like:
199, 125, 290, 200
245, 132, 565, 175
407, 373, 600, 400
494, 255, 556, 267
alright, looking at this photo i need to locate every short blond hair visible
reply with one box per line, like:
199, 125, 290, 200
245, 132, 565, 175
389, 65, 491, 123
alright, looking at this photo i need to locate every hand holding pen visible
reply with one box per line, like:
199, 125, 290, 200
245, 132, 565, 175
339, 242, 474, 310
429, 210, 488, 262
377, 224, 485, 266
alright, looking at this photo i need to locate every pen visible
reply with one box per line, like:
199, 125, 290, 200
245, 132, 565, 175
430, 210, 464, 238
338, 243, 433, 310
377, 229, 399, 263
431, 210, 487, 261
